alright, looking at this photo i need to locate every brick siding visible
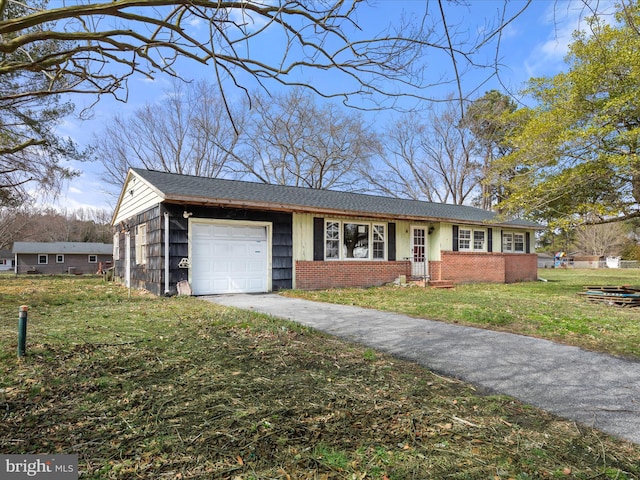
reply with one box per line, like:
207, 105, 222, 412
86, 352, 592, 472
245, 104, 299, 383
503, 253, 538, 283
295, 261, 411, 290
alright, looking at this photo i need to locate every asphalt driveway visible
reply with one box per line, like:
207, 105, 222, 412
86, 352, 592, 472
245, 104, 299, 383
204, 293, 640, 445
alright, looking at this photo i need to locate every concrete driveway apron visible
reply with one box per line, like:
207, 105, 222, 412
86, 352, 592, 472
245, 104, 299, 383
204, 293, 640, 445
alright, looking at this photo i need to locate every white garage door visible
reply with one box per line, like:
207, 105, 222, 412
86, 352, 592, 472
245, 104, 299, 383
191, 223, 269, 295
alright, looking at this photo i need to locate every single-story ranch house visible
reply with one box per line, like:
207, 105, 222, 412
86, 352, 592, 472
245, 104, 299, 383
112, 169, 540, 296
0, 249, 14, 271
13, 242, 113, 274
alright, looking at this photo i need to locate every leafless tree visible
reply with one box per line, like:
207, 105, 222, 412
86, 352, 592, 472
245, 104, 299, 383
95, 79, 241, 189
366, 100, 480, 204
0, 206, 32, 249
0, 206, 113, 246
5, 0, 610, 203
1, 0, 540, 155
574, 221, 628, 257
233, 88, 380, 190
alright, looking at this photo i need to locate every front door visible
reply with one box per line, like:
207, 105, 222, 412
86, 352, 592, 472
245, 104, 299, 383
411, 226, 428, 278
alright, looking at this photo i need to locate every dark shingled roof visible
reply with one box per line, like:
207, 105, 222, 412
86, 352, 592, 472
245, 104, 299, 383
133, 168, 539, 228
12, 242, 113, 255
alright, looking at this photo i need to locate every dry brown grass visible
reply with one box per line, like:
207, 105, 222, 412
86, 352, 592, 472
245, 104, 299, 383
1, 276, 639, 479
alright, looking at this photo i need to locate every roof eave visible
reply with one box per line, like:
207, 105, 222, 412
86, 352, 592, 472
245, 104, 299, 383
162, 195, 538, 229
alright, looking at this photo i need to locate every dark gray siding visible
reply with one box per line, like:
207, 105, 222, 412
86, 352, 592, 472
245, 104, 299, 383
114, 203, 293, 296
16, 253, 112, 274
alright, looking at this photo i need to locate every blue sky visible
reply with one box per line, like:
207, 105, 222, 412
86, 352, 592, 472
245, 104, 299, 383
51, 0, 608, 213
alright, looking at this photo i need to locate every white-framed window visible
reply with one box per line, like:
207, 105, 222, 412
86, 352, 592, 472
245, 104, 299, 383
459, 228, 472, 250
372, 224, 386, 260
88, 255, 98, 263
324, 220, 386, 260
325, 221, 340, 259
38, 254, 48, 265
458, 227, 486, 252
503, 232, 526, 253
113, 233, 120, 260
56, 255, 64, 263
135, 224, 147, 265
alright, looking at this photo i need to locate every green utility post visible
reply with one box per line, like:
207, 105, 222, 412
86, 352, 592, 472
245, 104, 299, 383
17, 305, 28, 357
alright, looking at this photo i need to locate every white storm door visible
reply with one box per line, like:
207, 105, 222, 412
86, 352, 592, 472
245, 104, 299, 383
411, 226, 428, 277
191, 222, 269, 295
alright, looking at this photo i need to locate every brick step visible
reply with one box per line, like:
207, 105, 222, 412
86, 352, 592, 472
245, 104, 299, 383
428, 280, 455, 289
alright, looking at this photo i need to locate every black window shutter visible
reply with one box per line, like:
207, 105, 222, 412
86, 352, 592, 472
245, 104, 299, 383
313, 217, 324, 261
388, 223, 396, 261
526, 232, 531, 254
487, 228, 493, 252
452, 225, 459, 252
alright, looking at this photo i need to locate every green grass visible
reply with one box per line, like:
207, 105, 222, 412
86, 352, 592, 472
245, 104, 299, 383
1, 275, 639, 479
284, 269, 640, 359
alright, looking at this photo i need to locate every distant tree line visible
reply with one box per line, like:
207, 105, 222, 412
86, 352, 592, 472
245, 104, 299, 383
0, 207, 112, 250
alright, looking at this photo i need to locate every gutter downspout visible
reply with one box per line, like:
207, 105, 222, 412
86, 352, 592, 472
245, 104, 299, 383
164, 211, 170, 295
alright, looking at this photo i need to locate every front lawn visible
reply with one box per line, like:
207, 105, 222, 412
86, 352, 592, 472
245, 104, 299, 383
284, 269, 640, 359
0, 275, 639, 479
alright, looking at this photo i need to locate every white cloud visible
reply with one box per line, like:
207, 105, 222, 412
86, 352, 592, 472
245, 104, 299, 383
523, 0, 616, 79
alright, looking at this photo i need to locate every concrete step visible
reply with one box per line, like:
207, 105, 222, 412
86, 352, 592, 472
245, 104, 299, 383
428, 280, 455, 289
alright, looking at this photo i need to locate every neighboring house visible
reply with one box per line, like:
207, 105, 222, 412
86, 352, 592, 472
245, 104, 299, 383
12, 242, 113, 275
0, 250, 14, 271
537, 252, 555, 269
111, 168, 541, 296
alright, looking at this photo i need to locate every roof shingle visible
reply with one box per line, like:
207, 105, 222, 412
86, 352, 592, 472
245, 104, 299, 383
133, 168, 539, 228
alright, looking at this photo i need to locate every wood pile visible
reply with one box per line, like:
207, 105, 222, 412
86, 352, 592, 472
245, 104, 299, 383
577, 285, 640, 307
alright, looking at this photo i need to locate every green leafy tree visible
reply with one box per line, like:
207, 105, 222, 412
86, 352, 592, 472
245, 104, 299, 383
493, 1, 640, 227
463, 90, 518, 211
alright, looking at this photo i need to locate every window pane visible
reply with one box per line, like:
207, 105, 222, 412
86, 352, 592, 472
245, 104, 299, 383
136, 224, 148, 265
344, 223, 369, 259
503, 233, 513, 252
325, 222, 340, 259
474, 230, 485, 250
373, 225, 385, 259
514, 234, 525, 252
459, 229, 471, 250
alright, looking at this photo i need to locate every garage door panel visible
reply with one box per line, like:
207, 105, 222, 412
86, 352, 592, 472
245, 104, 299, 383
191, 223, 269, 295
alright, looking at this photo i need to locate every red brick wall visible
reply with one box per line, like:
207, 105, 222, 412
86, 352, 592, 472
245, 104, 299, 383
429, 261, 443, 282
295, 261, 411, 290
440, 251, 538, 284
440, 251, 506, 283
504, 253, 538, 283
